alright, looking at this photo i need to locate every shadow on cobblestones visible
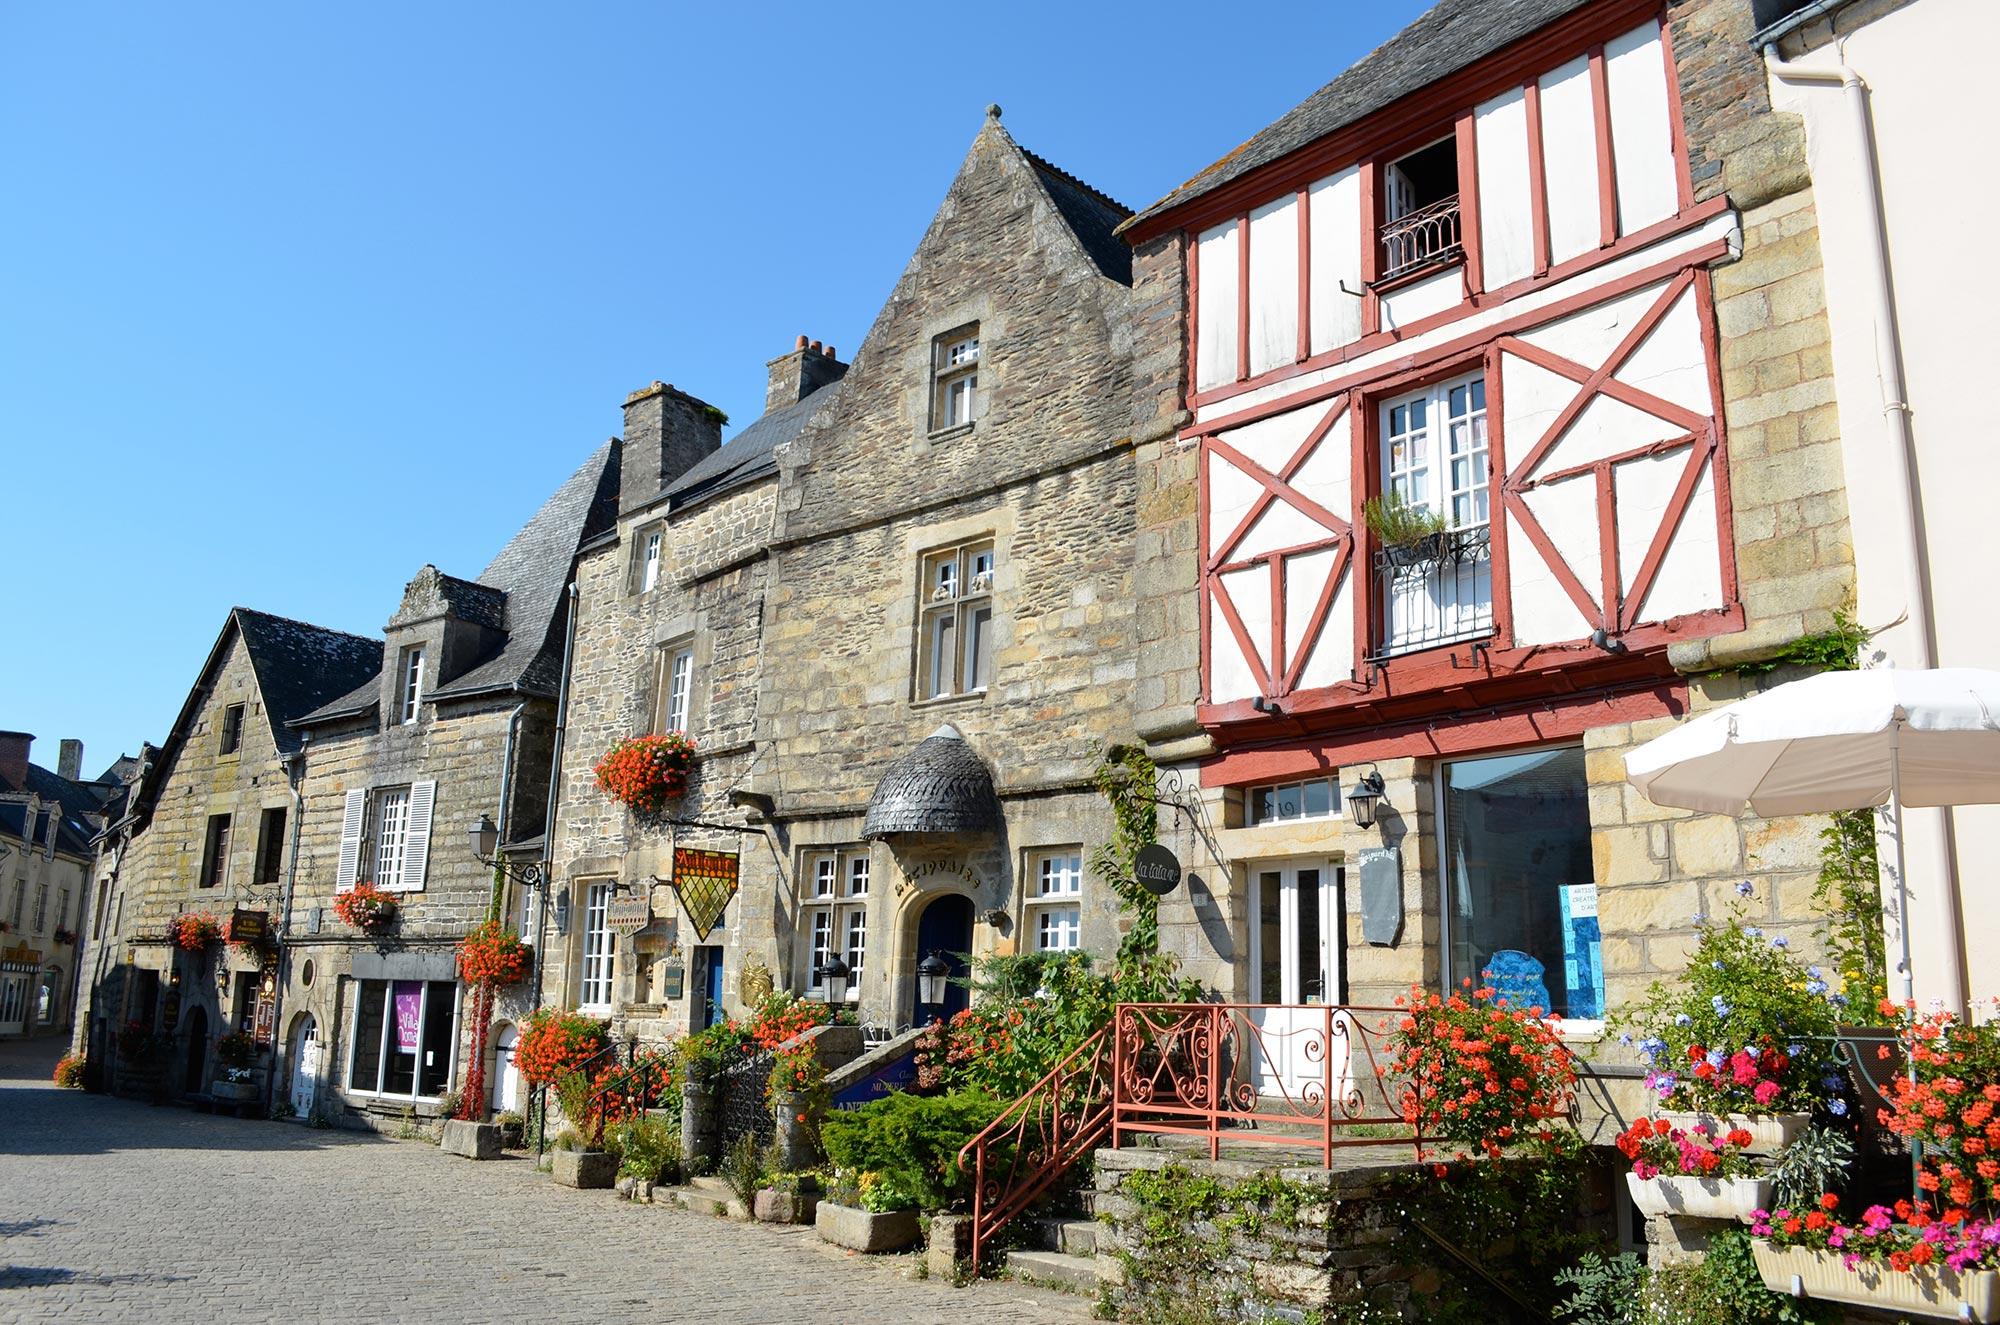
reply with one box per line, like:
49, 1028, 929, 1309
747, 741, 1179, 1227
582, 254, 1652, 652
0, 1221, 57, 1240
0, 1266, 190, 1290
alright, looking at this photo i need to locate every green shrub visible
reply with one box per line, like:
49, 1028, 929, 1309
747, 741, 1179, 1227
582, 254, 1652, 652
719, 1130, 765, 1208
820, 1090, 1002, 1213
611, 1116, 681, 1184
1554, 1251, 1644, 1324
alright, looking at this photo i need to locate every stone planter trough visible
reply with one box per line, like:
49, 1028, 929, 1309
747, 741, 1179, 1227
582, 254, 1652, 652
754, 1184, 820, 1225
815, 1201, 920, 1253
552, 1148, 618, 1190
209, 1080, 257, 1103
1752, 1241, 2000, 1322
1659, 1110, 1807, 1156
1625, 1172, 1771, 1223
440, 1119, 504, 1160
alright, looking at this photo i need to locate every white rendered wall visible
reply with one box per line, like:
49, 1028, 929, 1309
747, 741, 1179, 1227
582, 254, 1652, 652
1196, 220, 1240, 389
1248, 196, 1300, 377
1539, 55, 1602, 264
1766, 0, 2000, 1009
1308, 168, 1363, 354
1476, 87, 1536, 288
1605, 23, 1679, 235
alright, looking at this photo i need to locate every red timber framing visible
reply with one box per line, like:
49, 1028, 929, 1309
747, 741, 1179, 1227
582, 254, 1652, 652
1164, 0, 1706, 415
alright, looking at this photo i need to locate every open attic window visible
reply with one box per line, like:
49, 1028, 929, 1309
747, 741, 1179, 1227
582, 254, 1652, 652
1378, 137, 1462, 284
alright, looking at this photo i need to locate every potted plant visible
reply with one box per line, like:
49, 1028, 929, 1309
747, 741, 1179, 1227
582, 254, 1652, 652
814, 1090, 1001, 1253
1617, 1116, 1771, 1221
767, 1041, 827, 1173
1618, 895, 1845, 1152
1362, 492, 1449, 566
1751, 1196, 2000, 1321
332, 881, 398, 935
592, 732, 697, 814
1381, 977, 1579, 1162
211, 1030, 260, 1101
454, 919, 531, 987
169, 911, 222, 952
815, 1167, 923, 1252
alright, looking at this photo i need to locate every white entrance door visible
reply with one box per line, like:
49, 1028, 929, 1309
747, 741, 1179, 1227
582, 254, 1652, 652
492, 1024, 520, 1114
1246, 863, 1349, 1100
0, 974, 27, 1036
289, 1016, 320, 1118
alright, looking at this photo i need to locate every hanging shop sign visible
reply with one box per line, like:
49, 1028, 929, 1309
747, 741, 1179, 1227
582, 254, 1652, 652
671, 848, 740, 942
607, 891, 652, 935
1134, 843, 1182, 897
229, 908, 270, 945
253, 953, 279, 1047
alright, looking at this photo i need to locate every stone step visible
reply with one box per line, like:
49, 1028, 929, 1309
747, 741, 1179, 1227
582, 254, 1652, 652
1006, 1249, 1100, 1294
668, 1186, 750, 1220
688, 1175, 735, 1199
1023, 1216, 1100, 1255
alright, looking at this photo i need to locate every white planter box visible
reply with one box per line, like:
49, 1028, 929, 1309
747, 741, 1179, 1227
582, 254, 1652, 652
1659, 1110, 1807, 1155
1752, 1241, 2000, 1323
1625, 1172, 1771, 1222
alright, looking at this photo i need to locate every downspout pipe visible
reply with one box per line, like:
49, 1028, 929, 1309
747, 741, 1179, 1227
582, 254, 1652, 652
266, 732, 310, 1114
1763, 44, 1964, 1011
532, 582, 579, 1015
494, 701, 529, 892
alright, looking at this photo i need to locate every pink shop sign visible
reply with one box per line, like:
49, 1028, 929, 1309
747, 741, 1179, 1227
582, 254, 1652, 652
393, 982, 422, 1054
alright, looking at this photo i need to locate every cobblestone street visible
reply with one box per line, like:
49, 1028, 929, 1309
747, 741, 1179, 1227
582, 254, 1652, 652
0, 1040, 1091, 1324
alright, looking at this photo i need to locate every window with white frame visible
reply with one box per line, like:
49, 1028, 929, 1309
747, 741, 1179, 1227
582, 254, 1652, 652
656, 643, 694, 734
398, 646, 426, 725
930, 325, 981, 431
1028, 849, 1084, 953
580, 881, 615, 1011
1247, 777, 1341, 826
639, 526, 663, 593
1374, 372, 1493, 656
916, 539, 996, 701
369, 787, 412, 889
32, 885, 47, 933
345, 977, 459, 1098
801, 848, 869, 1000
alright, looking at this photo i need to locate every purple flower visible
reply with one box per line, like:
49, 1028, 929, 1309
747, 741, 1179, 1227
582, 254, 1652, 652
1735, 880, 1756, 897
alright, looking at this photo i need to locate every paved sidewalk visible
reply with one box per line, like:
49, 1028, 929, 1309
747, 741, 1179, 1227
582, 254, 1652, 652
0, 1047, 1093, 1324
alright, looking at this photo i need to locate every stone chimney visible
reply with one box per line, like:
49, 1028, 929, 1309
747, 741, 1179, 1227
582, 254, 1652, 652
0, 732, 30, 791
619, 382, 726, 516
58, 739, 82, 782
765, 336, 848, 414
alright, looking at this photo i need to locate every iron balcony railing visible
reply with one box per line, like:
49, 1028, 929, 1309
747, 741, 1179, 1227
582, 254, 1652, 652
1371, 523, 1494, 659
1379, 194, 1463, 282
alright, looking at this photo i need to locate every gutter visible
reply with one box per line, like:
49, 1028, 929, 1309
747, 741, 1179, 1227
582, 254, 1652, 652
493, 700, 529, 904
1762, 43, 1965, 1012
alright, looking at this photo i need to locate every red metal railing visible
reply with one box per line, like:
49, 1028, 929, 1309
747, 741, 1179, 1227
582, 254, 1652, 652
957, 1024, 1113, 1275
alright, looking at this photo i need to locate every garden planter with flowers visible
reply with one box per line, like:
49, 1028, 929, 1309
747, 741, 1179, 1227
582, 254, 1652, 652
1626, 1173, 1772, 1221
169, 912, 221, 952
1617, 1116, 1770, 1222
1658, 1109, 1806, 1156
1750, 1194, 2000, 1322
333, 881, 398, 935
1751, 1242, 2000, 1321
593, 732, 696, 814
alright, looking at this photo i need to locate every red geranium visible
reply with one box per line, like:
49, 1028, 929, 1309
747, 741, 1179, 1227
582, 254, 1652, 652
333, 881, 398, 933
1381, 978, 1579, 1161
455, 920, 531, 987
515, 1007, 609, 1086
169, 912, 220, 952
593, 733, 697, 813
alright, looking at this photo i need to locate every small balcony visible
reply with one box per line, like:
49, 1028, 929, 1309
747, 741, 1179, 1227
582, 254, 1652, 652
1378, 194, 1463, 284
1370, 523, 1494, 659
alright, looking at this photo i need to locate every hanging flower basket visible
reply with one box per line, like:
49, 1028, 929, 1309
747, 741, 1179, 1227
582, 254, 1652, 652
169, 912, 221, 952
455, 920, 531, 987
333, 882, 399, 934
593, 732, 697, 814
1752, 1242, 2000, 1322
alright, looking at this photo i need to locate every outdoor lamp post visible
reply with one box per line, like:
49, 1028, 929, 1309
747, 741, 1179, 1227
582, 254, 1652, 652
1345, 770, 1386, 830
918, 951, 951, 1007
815, 953, 850, 1005
469, 813, 501, 861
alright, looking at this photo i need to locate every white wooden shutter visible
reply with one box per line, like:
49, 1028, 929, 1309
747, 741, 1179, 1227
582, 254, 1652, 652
335, 789, 366, 888
401, 780, 436, 893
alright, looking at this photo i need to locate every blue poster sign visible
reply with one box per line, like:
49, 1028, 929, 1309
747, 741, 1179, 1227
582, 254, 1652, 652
1560, 883, 1603, 1021
831, 1052, 918, 1111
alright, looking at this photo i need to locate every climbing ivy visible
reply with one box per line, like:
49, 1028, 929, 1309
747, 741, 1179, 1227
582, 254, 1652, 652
1814, 809, 1889, 1021
1093, 745, 1161, 961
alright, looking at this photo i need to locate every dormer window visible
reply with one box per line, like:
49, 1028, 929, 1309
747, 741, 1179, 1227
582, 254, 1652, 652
931, 326, 982, 431
398, 646, 425, 725
1379, 137, 1462, 282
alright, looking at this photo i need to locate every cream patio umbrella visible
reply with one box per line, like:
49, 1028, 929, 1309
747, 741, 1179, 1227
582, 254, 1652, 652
1623, 667, 2000, 1004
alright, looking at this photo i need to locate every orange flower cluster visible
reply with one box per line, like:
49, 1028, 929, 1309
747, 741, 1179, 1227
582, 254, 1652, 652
1879, 1000, 2000, 1210
515, 1007, 609, 1086
584, 1050, 677, 1129
1382, 979, 1578, 1160
593, 733, 697, 813
746, 992, 835, 1052
333, 881, 398, 932
168, 912, 220, 952
455, 920, 531, 987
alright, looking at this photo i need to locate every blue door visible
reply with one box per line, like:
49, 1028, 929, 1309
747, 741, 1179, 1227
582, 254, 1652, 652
694, 946, 724, 1031
913, 894, 973, 1024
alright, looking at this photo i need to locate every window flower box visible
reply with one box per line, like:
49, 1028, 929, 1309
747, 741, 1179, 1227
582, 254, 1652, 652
1751, 1242, 2000, 1322
592, 733, 696, 814
333, 882, 398, 934
815, 1200, 920, 1253
1659, 1110, 1807, 1156
1626, 1172, 1771, 1223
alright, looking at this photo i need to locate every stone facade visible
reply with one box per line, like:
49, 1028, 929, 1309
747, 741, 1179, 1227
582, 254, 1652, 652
0, 732, 115, 1043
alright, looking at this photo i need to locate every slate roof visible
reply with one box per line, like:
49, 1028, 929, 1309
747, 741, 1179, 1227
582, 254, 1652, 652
663, 382, 845, 511
862, 724, 1003, 839
236, 609, 386, 753
1023, 148, 1134, 284
429, 573, 507, 631
0, 756, 116, 857
1123, 0, 1596, 233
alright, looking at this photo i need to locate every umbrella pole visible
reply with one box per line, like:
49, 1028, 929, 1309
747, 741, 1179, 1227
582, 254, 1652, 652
1892, 727, 1923, 1202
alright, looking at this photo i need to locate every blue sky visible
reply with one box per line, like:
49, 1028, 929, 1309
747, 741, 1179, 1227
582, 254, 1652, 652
1, 2, 1428, 777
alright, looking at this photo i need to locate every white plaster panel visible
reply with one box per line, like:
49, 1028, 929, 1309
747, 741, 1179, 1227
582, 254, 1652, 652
1221, 565, 1272, 681
1209, 593, 1259, 704
1196, 220, 1241, 390
1248, 196, 1300, 377
1308, 168, 1363, 354
1518, 278, 1670, 371
1205, 449, 1265, 561
1381, 267, 1463, 330
1612, 286, 1711, 417
1539, 56, 1601, 264
1295, 570, 1355, 694
1517, 474, 1602, 638
1542, 393, 1685, 473
1605, 23, 1678, 236
1500, 353, 1581, 469
1283, 548, 1337, 669
1290, 407, 1352, 527
1617, 451, 1723, 619
1236, 500, 1334, 563
1507, 510, 1595, 647
1476, 88, 1536, 289
1219, 399, 1316, 475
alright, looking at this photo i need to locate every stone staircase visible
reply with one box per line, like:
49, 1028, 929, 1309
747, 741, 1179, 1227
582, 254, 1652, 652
1003, 1213, 1104, 1293
654, 1175, 750, 1220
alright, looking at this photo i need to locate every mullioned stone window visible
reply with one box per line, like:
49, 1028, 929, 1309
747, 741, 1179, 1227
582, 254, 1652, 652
915, 538, 995, 701
929, 324, 982, 432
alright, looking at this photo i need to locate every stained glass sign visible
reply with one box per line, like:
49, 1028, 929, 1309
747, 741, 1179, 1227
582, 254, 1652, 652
672, 848, 740, 941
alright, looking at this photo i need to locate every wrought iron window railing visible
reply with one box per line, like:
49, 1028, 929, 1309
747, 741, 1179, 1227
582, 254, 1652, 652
1379, 194, 1463, 282
1370, 523, 1494, 659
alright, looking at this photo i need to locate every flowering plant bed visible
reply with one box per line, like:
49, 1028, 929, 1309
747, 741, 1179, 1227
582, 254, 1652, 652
1382, 978, 1578, 1161
1616, 1116, 1760, 1180
332, 881, 398, 933
455, 920, 530, 987
1619, 898, 1845, 1117
52, 1054, 85, 1089
169, 912, 221, 952
592, 732, 697, 814
514, 1008, 609, 1086
745, 990, 839, 1051
1878, 1000, 2000, 1210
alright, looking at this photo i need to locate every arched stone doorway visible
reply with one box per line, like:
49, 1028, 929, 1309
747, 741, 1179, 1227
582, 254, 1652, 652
913, 893, 973, 1023
287, 1012, 321, 1119
182, 1006, 208, 1095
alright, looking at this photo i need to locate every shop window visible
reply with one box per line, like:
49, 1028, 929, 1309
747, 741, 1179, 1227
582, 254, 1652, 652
1437, 745, 1601, 1023
802, 848, 869, 1000
345, 978, 458, 1098
1247, 778, 1341, 825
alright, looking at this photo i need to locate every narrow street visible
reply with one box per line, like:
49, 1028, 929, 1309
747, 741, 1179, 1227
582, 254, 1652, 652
0, 1039, 1090, 1324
